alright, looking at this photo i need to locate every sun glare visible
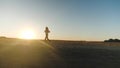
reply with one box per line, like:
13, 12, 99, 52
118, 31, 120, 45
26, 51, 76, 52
19, 29, 36, 39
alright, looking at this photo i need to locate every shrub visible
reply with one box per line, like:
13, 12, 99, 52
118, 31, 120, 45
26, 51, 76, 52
104, 38, 120, 42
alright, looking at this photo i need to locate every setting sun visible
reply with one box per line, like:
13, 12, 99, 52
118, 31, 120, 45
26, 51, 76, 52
19, 29, 36, 39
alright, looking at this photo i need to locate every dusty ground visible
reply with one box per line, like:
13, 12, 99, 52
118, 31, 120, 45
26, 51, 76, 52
0, 38, 120, 68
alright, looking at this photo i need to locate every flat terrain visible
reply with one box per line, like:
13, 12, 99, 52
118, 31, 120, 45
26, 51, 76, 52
0, 38, 120, 68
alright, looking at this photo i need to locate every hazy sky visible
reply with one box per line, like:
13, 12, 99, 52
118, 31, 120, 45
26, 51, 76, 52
0, 0, 120, 41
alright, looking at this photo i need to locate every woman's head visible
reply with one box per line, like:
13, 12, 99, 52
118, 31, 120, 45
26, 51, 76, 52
46, 27, 48, 29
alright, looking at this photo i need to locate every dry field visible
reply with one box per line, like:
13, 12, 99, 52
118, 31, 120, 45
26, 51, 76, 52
0, 38, 120, 68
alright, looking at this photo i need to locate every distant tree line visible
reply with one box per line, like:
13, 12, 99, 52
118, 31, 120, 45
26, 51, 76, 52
104, 39, 120, 42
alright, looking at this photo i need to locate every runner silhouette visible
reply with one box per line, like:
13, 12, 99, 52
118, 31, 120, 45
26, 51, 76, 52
44, 27, 50, 41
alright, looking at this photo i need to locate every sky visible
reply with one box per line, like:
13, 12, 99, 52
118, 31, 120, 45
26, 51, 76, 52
0, 0, 120, 41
